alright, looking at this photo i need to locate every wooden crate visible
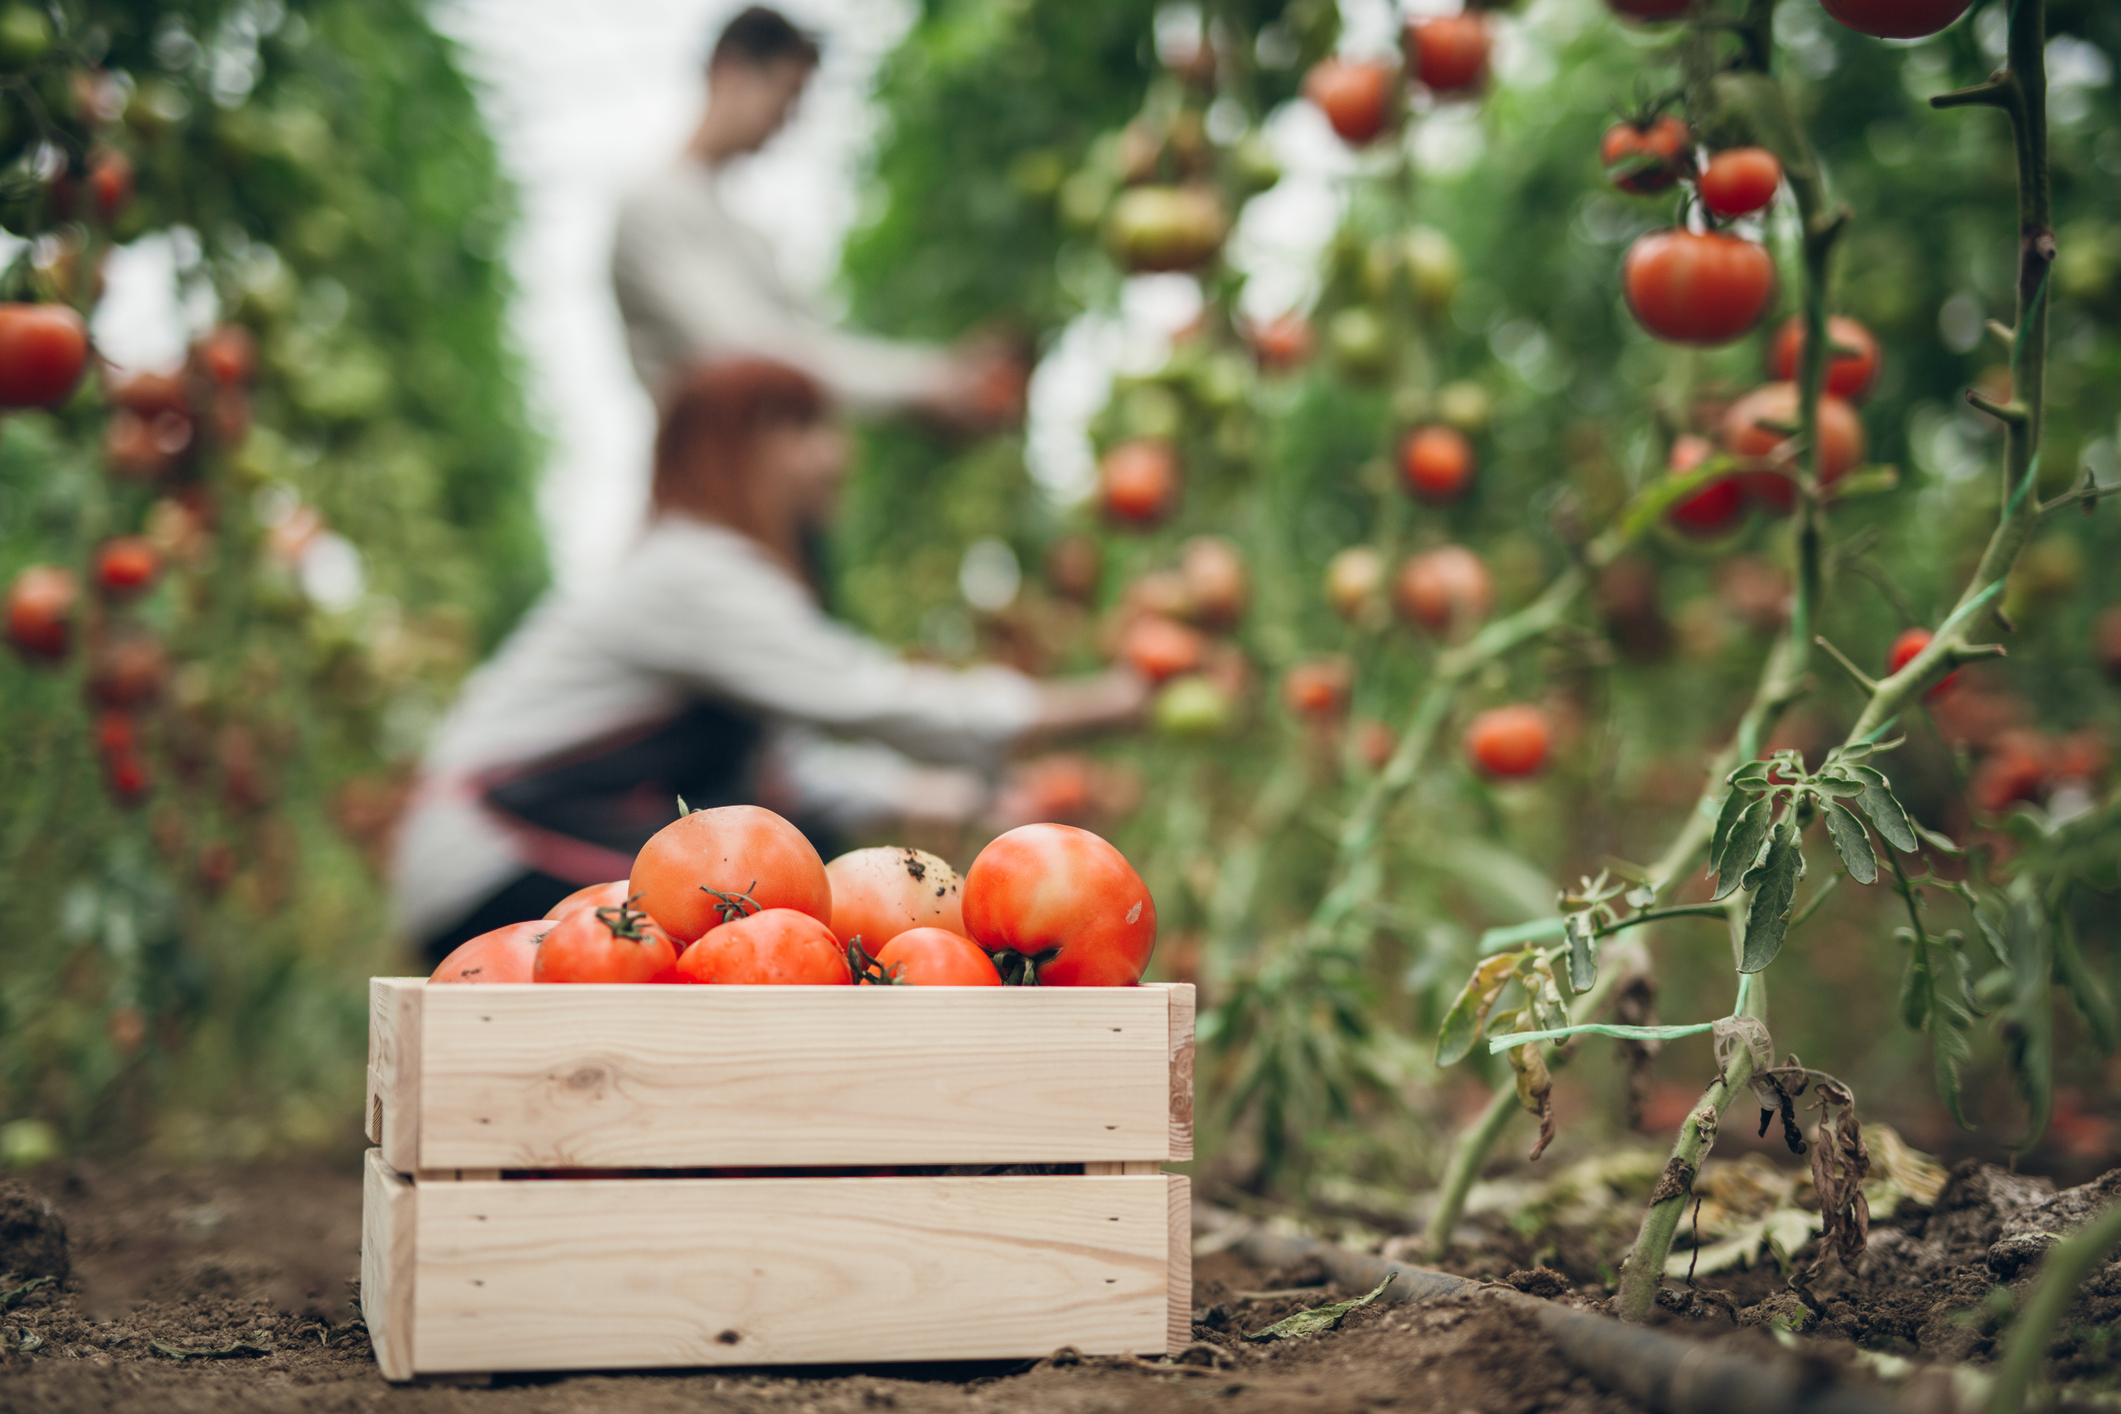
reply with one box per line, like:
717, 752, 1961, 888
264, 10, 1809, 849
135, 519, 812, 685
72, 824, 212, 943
361, 978, 1194, 1379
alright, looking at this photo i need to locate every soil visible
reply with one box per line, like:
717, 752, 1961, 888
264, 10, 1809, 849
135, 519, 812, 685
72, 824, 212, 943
0, 1153, 2114, 1414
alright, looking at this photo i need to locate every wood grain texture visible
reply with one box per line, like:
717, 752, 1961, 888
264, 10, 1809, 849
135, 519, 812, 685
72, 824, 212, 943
360, 1149, 417, 1382
367, 980, 424, 1172
1166, 1175, 1192, 1355
1166, 983, 1195, 1162
406, 983, 1178, 1168
410, 1174, 1172, 1371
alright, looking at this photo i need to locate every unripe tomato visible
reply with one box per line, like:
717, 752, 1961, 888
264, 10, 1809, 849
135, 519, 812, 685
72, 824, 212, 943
1399, 424, 1476, 503
1664, 433, 1746, 537
87, 147, 132, 223
1817, 0, 1972, 39
0, 304, 90, 408
1152, 674, 1233, 738
432, 920, 548, 984
1768, 315, 1880, 402
1326, 306, 1393, 377
1721, 381, 1866, 510
1103, 185, 1228, 273
544, 880, 631, 922
1395, 545, 1494, 638
87, 630, 167, 708
1180, 536, 1248, 629
1405, 14, 1490, 95
1606, 0, 1693, 20
1119, 614, 1206, 683
195, 325, 257, 385
1404, 228, 1462, 309
1247, 311, 1314, 371
824, 846, 965, 950
675, 908, 850, 984
1325, 546, 1387, 620
1698, 147, 1782, 218
1887, 626, 1960, 698
94, 536, 160, 597
4, 564, 76, 660
1284, 658, 1352, 720
1099, 438, 1180, 525
867, 927, 1002, 986
1600, 116, 1692, 195
1302, 58, 1397, 145
1465, 704, 1551, 778
0, 4, 53, 65
629, 804, 831, 945
1622, 229, 1777, 346
535, 902, 679, 984
962, 823, 1156, 987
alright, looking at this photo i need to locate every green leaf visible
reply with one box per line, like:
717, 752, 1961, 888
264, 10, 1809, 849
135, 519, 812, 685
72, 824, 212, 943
1728, 761, 1771, 790
1564, 912, 1598, 993
1713, 798, 1773, 902
1898, 927, 1977, 1127
1244, 1271, 1397, 1342
1809, 775, 1866, 799
1477, 916, 1566, 955
1998, 890, 2053, 1152
2052, 917, 2120, 1054
1435, 953, 1520, 1067
1823, 801, 1878, 885
1845, 766, 1919, 853
1911, 822, 1964, 858
1708, 786, 1752, 873
1738, 824, 1803, 973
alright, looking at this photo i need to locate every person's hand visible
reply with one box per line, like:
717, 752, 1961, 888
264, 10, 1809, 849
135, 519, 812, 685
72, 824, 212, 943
1030, 666, 1150, 738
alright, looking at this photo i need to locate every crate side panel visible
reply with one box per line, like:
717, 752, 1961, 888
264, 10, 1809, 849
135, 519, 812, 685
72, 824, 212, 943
368, 980, 424, 1172
411, 1175, 1171, 1371
416, 986, 1172, 1168
360, 1150, 417, 1381
1166, 983, 1195, 1162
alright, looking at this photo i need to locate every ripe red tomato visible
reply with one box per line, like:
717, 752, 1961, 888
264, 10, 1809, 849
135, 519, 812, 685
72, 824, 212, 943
1405, 14, 1490, 94
1302, 58, 1397, 145
0, 304, 90, 408
1394, 545, 1494, 637
962, 823, 1157, 987
107, 369, 190, 417
544, 880, 631, 922
1465, 704, 1551, 778
4, 565, 77, 660
1887, 626, 1960, 698
1606, 0, 1694, 20
94, 709, 136, 756
629, 804, 832, 944
86, 630, 167, 708
1119, 614, 1206, 683
87, 147, 132, 223
1664, 433, 1746, 537
1970, 730, 2050, 815
1100, 439, 1180, 525
1180, 536, 1248, 629
432, 920, 549, 984
674, 908, 851, 985
824, 846, 966, 949
1721, 382, 1867, 510
1399, 424, 1476, 503
1600, 116, 1692, 194
195, 325, 257, 386
1817, 0, 1971, 39
105, 751, 152, 805
865, 927, 1002, 986
94, 536, 161, 596
1622, 229, 1777, 346
1768, 315, 1880, 402
1283, 658, 1352, 719
1698, 147, 1782, 218
534, 903, 678, 984
1248, 311, 1314, 371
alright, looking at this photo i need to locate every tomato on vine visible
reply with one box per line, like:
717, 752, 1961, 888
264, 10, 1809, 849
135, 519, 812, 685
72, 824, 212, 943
1887, 626, 1959, 698
1325, 546, 1386, 621
534, 902, 679, 984
1180, 536, 1248, 630
1664, 434, 1746, 537
675, 908, 851, 985
1405, 13, 1490, 95
1817, 0, 1972, 39
1302, 58, 1397, 145
1119, 614, 1206, 683
1622, 229, 1776, 345
1099, 439, 1180, 525
1246, 311, 1314, 371
0, 304, 90, 408
1698, 147, 1782, 217
1283, 659, 1352, 720
1395, 546, 1494, 638
629, 803, 832, 945
1600, 116, 1691, 194
432, 920, 548, 984
1399, 424, 1476, 504
94, 536, 160, 597
962, 823, 1156, 987
1721, 382, 1867, 510
1769, 315, 1880, 401
1465, 704, 1551, 778
4, 565, 76, 661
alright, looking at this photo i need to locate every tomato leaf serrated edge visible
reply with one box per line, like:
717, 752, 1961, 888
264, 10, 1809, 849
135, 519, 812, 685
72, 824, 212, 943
1823, 800, 1878, 885
1844, 764, 1919, 853
1713, 797, 1773, 902
1738, 824, 1803, 974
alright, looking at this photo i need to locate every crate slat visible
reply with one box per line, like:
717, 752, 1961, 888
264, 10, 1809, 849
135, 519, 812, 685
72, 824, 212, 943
389, 981, 1186, 1169
405, 1171, 1177, 1372
360, 1149, 417, 1381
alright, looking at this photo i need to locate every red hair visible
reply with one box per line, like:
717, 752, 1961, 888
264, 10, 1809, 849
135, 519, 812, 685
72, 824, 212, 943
651, 359, 827, 579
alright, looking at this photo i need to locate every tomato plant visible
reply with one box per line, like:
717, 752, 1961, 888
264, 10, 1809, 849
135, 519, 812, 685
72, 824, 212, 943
1697, 147, 1782, 217
1394, 546, 1493, 639
1119, 613, 1206, 682
92, 537, 160, 597
1817, 0, 1973, 39
1463, 704, 1551, 778
4, 566, 76, 661
630, 804, 833, 944
1405, 14, 1490, 95
1600, 116, 1693, 194
1098, 438, 1181, 524
1768, 314, 1880, 400
962, 823, 1157, 986
1721, 381, 1867, 506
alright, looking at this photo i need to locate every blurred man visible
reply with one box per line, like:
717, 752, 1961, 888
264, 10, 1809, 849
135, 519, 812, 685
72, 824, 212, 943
613, 6, 1017, 421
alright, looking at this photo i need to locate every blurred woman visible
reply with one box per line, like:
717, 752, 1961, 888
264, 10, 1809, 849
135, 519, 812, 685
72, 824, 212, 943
392, 359, 1142, 963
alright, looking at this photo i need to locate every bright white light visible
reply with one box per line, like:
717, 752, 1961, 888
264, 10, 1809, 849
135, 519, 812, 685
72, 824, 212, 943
958, 537, 1021, 611
300, 531, 367, 610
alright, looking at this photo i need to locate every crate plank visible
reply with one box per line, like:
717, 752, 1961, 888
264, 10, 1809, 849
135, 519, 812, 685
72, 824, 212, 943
360, 1149, 417, 1381
410, 1174, 1172, 1371
1166, 1175, 1192, 1354
1167, 982, 1195, 1162
412, 983, 1178, 1168
367, 980, 424, 1173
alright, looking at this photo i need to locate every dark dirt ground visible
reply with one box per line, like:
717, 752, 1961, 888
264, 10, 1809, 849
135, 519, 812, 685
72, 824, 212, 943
0, 1153, 2116, 1414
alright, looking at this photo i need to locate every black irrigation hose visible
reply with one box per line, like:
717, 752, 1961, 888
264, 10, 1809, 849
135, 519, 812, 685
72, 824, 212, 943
1234, 1227, 1917, 1414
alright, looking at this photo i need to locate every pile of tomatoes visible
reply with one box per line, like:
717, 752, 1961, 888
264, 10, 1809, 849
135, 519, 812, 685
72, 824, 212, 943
431, 807, 1159, 992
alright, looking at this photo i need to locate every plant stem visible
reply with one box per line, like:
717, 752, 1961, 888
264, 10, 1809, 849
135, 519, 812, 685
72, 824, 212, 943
1987, 1200, 2121, 1414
